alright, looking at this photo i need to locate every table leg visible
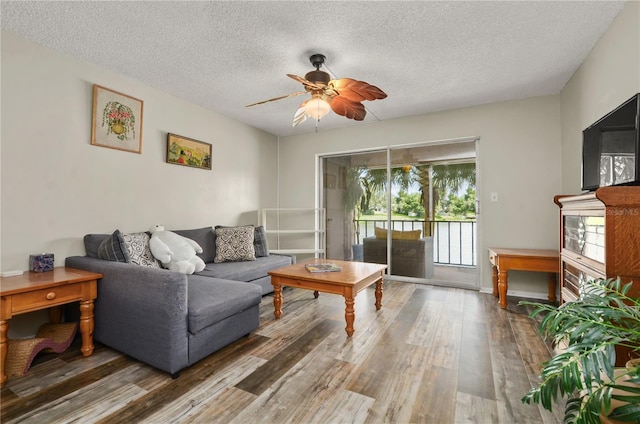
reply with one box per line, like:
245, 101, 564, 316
492, 265, 498, 297
79, 300, 95, 357
0, 320, 7, 387
345, 297, 355, 337
498, 269, 508, 309
375, 279, 383, 310
547, 273, 557, 304
273, 284, 283, 319
313, 290, 319, 299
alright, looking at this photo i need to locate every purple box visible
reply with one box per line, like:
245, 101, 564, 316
29, 253, 54, 272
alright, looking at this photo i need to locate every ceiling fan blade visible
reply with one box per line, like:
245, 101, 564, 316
292, 101, 309, 127
287, 74, 326, 91
329, 78, 387, 102
245, 91, 307, 107
330, 96, 366, 121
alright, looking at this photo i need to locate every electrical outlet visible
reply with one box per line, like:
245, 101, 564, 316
490, 192, 498, 202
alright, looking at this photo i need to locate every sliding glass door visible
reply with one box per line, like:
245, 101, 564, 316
321, 139, 478, 287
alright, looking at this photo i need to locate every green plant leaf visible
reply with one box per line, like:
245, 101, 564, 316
518, 277, 640, 424
607, 403, 640, 421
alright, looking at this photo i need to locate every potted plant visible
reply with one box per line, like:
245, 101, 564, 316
521, 278, 640, 424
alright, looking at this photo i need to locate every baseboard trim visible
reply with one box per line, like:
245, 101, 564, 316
478, 287, 549, 301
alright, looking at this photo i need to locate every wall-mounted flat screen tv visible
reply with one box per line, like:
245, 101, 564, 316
582, 93, 640, 191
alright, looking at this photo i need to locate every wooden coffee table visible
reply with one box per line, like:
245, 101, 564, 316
268, 259, 387, 336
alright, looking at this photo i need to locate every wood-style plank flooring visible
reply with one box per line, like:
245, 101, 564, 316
1, 280, 564, 423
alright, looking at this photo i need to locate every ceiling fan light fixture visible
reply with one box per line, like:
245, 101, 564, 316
305, 95, 331, 120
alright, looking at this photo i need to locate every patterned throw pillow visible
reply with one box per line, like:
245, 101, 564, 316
215, 225, 270, 258
97, 229, 131, 263
214, 226, 256, 263
122, 232, 161, 268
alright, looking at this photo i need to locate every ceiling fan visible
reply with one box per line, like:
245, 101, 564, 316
245, 54, 387, 127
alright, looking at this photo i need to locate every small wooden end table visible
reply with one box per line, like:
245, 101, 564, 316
488, 248, 559, 309
0, 267, 102, 387
268, 259, 387, 336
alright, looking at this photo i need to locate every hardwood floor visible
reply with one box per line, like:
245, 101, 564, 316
1, 280, 564, 423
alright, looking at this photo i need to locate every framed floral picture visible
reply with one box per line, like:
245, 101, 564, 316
166, 133, 212, 170
91, 84, 143, 153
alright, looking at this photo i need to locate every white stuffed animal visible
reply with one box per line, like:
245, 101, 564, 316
149, 225, 206, 274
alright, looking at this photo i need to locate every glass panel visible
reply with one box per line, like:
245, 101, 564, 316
563, 215, 605, 262
563, 261, 599, 298
563, 261, 581, 298
387, 146, 476, 277
388, 149, 429, 278
323, 151, 388, 265
563, 215, 582, 253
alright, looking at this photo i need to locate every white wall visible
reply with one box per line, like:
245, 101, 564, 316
561, 1, 640, 193
279, 95, 563, 296
0, 31, 279, 273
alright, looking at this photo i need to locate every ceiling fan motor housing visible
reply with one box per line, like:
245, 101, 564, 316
304, 70, 330, 86
304, 53, 330, 88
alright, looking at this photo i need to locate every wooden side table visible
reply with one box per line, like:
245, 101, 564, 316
488, 248, 559, 309
0, 267, 102, 387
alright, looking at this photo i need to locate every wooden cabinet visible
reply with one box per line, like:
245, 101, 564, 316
555, 187, 640, 365
555, 187, 640, 303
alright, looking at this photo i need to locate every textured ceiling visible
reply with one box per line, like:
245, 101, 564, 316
1, 1, 626, 137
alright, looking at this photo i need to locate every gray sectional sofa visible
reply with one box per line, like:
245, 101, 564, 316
65, 226, 293, 377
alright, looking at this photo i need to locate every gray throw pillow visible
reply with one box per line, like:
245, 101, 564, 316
84, 234, 110, 258
214, 226, 256, 263
97, 230, 131, 263
253, 225, 270, 257
173, 227, 215, 263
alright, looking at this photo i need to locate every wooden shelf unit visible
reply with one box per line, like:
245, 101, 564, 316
260, 208, 325, 257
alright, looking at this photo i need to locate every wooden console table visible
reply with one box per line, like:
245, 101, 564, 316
488, 248, 559, 309
0, 267, 102, 387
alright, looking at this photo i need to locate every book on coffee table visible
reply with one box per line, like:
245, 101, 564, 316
305, 263, 342, 273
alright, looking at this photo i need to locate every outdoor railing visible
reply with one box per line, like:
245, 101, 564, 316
354, 219, 476, 266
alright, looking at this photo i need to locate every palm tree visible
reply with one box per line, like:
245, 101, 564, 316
417, 162, 476, 233
346, 161, 475, 241
359, 167, 414, 214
